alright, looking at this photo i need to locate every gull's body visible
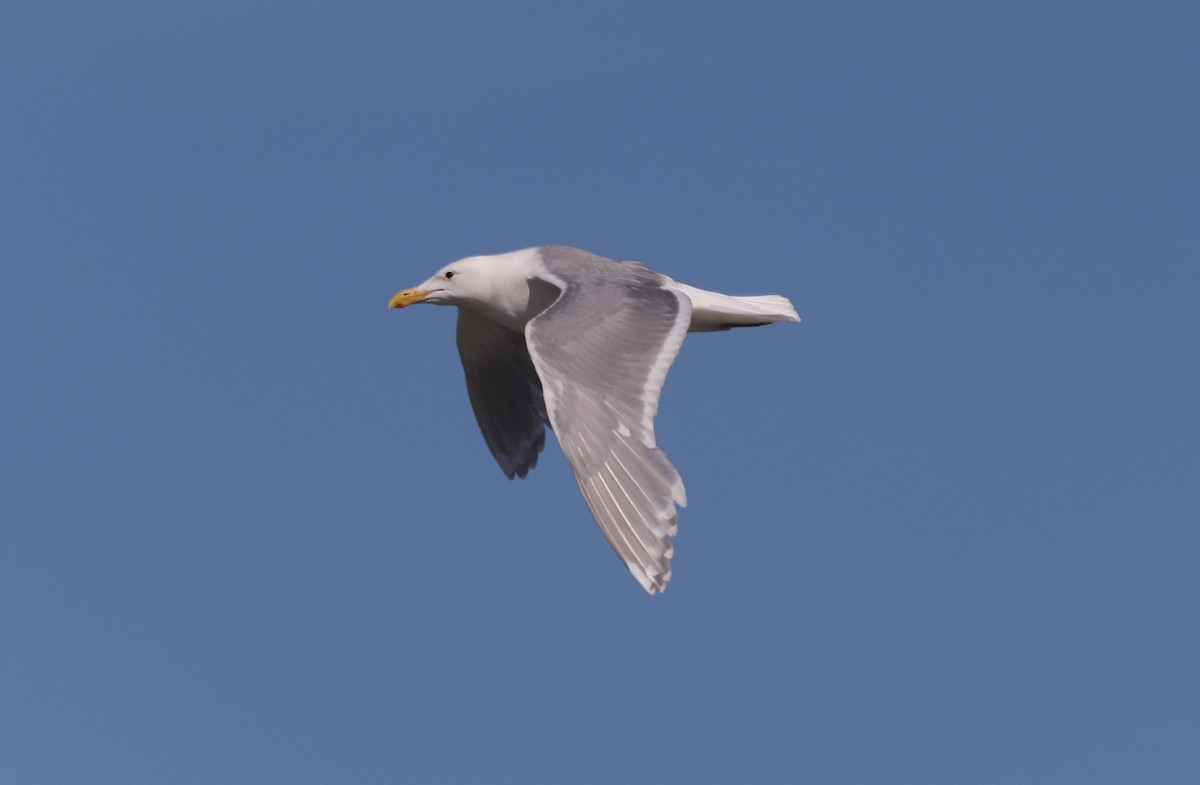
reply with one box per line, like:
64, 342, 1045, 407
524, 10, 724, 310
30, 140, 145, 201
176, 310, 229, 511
390, 246, 799, 593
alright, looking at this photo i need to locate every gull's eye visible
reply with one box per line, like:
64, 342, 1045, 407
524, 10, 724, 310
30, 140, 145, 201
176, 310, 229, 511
444, 271, 455, 280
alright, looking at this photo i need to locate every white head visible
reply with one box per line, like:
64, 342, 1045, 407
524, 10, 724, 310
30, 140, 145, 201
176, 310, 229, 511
388, 248, 554, 330
388, 254, 497, 309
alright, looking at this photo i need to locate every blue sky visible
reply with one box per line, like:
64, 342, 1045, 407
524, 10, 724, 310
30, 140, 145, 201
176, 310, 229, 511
2, 2, 1197, 783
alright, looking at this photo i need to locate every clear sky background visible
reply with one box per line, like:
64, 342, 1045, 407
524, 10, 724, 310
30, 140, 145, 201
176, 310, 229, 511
2, 2, 1197, 783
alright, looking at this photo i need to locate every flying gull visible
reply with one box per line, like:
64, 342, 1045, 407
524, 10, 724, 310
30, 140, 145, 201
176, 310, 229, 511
389, 245, 799, 593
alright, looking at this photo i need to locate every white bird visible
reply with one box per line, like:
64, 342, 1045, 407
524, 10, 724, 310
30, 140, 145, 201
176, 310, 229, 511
389, 246, 799, 593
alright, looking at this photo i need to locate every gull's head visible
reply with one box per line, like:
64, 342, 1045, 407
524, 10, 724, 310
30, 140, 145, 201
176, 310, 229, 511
388, 248, 545, 316
388, 257, 489, 309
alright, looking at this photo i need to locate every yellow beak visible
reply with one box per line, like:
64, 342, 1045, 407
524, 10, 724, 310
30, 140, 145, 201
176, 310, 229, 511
389, 288, 432, 309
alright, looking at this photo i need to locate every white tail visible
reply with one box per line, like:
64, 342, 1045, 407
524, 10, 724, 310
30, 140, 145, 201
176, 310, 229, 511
671, 282, 801, 333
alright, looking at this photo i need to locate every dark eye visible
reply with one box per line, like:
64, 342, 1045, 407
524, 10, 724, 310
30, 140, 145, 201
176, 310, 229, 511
444, 271, 455, 280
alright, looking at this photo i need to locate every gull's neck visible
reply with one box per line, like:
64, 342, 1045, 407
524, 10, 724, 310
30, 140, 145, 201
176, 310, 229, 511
459, 247, 559, 333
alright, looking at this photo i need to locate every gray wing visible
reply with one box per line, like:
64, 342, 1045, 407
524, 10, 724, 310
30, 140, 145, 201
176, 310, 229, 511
525, 261, 692, 593
456, 308, 548, 479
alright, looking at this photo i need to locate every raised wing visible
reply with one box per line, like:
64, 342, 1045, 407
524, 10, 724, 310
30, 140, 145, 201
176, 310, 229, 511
455, 308, 548, 479
524, 265, 692, 593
